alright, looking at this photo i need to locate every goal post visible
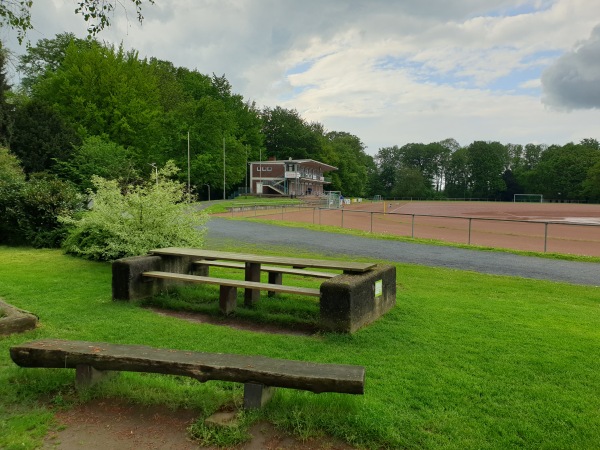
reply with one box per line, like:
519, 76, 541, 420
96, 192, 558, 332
322, 191, 342, 209
514, 194, 543, 203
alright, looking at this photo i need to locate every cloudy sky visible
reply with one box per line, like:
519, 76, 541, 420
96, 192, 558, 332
4, 0, 600, 155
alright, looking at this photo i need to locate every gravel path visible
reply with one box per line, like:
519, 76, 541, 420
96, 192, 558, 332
206, 218, 600, 287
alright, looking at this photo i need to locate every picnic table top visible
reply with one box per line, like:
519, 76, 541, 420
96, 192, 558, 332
149, 247, 376, 273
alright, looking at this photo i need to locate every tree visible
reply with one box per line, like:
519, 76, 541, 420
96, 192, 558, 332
530, 142, 600, 200
323, 131, 371, 197
17, 33, 92, 93
392, 167, 431, 199
466, 141, 508, 199
444, 147, 470, 199
1, 0, 155, 44
9, 99, 81, 174
262, 107, 321, 160
0, 43, 12, 146
52, 135, 137, 191
0, 146, 25, 243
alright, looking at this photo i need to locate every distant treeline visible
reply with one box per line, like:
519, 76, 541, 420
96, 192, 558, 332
1, 33, 599, 202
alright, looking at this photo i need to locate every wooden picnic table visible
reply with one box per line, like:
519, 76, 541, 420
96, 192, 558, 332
149, 247, 376, 303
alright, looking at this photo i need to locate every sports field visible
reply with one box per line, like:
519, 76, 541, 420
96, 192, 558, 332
228, 201, 600, 257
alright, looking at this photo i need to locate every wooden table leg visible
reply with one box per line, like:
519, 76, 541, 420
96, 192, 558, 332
245, 262, 261, 306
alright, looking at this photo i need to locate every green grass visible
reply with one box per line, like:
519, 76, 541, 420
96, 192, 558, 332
1, 245, 599, 449
202, 197, 302, 214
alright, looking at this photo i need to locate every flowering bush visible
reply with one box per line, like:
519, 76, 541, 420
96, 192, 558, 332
62, 161, 208, 261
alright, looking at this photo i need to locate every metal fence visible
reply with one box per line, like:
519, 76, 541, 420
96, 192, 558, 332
226, 204, 600, 257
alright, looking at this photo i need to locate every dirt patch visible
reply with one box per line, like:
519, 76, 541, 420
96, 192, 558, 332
148, 307, 319, 337
43, 398, 355, 449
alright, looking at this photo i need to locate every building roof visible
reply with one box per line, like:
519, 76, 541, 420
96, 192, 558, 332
249, 159, 337, 172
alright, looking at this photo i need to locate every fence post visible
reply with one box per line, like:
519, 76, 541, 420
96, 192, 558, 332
370, 212, 373, 233
319, 208, 321, 225
411, 214, 415, 238
342, 209, 344, 228
468, 218, 472, 245
544, 222, 548, 253
313, 207, 315, 224
282, 206, 284, 220
255, 205, 257, 217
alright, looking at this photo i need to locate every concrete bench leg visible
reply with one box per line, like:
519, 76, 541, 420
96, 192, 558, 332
75, 364, 113, 389
267, 272, 283, 297
244, 262, 261, 306
220, 286, 237, 314
243, 383, 275, 409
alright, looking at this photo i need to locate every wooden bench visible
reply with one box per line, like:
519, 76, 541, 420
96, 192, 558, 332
193, 259, 336, 298
10, 339, 365, 409
150, 248, 375, 305
143, 271, 321, 314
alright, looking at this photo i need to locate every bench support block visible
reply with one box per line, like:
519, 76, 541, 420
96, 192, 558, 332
219, 285, 237, 314
244, 262, 261, 305
267, 272, 282, 297
75, 364, 113, 389
243, 383, 275, 409
320, 264, 396, 333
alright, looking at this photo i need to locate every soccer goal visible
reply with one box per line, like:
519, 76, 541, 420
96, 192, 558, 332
373, 194, 383, 201
322, 191, 342, 209
514, 194, 543, 203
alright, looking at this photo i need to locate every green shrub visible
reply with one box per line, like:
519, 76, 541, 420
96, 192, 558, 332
62, 161, 208, 261
13, 173, 84, 247
0, 147, 26, 244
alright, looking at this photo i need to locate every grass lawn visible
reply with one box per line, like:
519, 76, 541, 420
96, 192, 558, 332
0, 245, 599, 449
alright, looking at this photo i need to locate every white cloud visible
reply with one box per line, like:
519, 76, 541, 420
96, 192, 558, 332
4, 0, 600, 154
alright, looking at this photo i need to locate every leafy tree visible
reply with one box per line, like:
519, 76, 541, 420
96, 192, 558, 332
1, 0, 155, 44
392, 167, 432, 199
0, 43, 12, 146
0, 146, 25, 243
444, 147, 470, 198
584, 160, 600, 201
262, 107, 321, 160
17, 33, 92, 93
52, 135, 137, 190
466, 141, 508, 199
530, 142, 600, 200
62, 161, 208, 261
9, 99, 81, 173
322, 131, 371, 197
374, 146, 403, 197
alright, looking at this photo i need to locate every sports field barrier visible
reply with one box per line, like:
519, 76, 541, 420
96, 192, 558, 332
225, 204, 600, 257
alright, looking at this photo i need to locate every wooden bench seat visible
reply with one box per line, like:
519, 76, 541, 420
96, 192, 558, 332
194, 260, 338, 279
143, 271, 320, 314
10, 339, 365, 409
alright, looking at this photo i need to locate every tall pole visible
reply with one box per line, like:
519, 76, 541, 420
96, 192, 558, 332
223, 137, 226, 200
187, 130, 191, 203
259, 148, 262, 196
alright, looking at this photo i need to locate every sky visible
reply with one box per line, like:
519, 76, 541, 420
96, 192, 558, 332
3, 0, 600, 155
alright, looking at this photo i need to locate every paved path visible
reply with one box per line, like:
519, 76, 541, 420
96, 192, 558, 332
206, 218, 600, 287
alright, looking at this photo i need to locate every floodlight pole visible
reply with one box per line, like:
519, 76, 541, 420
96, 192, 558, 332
187, 130, 191, 203
223, 137, 226, 200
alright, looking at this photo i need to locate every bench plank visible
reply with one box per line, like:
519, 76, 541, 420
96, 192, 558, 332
150, 248, 375, 273
143, 271, 321, 297
10, 339, 365, 395
194, 260, 337, 279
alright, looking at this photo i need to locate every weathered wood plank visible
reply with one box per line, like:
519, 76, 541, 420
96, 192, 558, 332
194, 260, 337, 279
150, 248, 375, 273
10, 339, 365, 394
142, 271, 321, 297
